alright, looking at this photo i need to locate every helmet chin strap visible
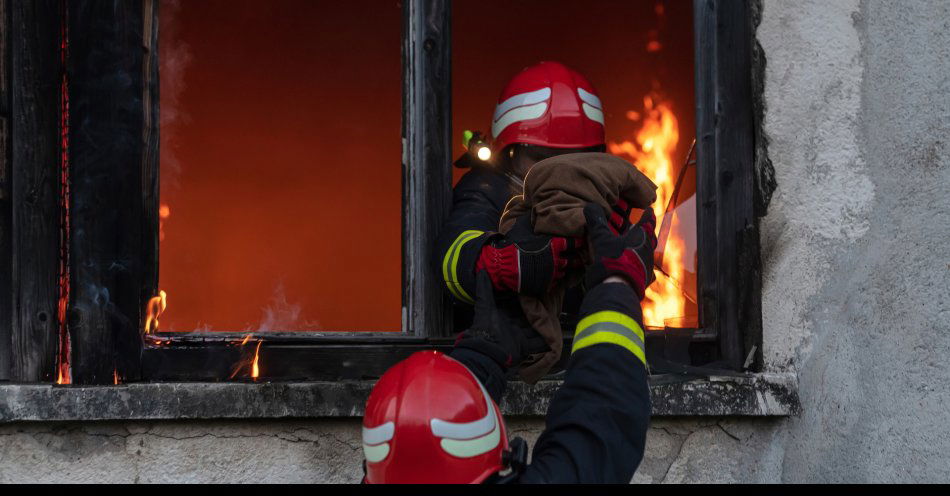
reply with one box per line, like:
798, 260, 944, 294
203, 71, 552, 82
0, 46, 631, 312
505, 172, 525, 191
487, 437, 529, 484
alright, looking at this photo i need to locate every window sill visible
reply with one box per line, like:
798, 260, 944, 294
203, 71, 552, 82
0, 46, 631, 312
0, 373, 799, 422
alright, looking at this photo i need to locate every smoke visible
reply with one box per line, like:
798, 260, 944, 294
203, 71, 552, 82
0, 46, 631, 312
251, 282, 319, 332
159, 0, 192, 196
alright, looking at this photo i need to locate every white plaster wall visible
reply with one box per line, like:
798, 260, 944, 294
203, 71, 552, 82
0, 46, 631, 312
1, 0, 948, 483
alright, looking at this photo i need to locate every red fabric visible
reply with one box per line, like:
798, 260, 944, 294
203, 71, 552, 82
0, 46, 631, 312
363, 351, 509, 484
548, 237, 570, 286
602, 251, 649, 300
477, 244, 520, 292
491, 62, 605, 152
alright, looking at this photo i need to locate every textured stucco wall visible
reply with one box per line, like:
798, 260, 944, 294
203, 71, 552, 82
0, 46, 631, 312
1, 0, 948, 483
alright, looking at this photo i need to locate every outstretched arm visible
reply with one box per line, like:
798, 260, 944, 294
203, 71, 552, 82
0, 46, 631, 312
518, 205, 657, 484
518, 280, 650, 484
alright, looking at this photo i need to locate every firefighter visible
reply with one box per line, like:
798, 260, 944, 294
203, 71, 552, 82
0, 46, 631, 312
436, 61, 633, 328
361, 203, 657, 483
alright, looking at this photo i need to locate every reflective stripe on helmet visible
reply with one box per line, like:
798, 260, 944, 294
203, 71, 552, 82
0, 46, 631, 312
441, 230, 484, 304
362, 422, 395, 445
431, 360, 503, 458
578, 88, 605, 125
571, 310, 646, 365
582, 103, 605, 125
362, 442, 391, 463
577, 87, 602, 109
492, 102, 548, 139
439, 420, 501, 458
493, 87, 551, 123
362, 422, 395, 463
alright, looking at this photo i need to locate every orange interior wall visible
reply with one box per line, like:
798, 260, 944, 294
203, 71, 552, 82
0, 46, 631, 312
158, 0, 402, 332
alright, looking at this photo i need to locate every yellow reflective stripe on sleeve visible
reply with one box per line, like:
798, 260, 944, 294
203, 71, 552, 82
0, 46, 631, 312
572, 310, 646, 365
441, 230, 484, 304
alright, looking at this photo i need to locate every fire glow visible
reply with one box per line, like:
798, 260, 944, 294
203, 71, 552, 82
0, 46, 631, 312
144, 290, 167, 335
610, 94, 691, 329
159, 203, 170, 241
56, 0, 72, 385
229, 337, 263, 380
251, 341, 262, 379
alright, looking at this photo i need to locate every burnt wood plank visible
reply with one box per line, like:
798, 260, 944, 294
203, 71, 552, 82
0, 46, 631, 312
693, 0, 719, 349
141, 343, 455, 382
0, 0, 11, 381
67, 0, 147, 384
714, 0, 756, 371
403, 0, 452, 337
693, 0, 759, 370
9, 0, 61, 382
140, 0, 159, 380
140, 332, 698, 382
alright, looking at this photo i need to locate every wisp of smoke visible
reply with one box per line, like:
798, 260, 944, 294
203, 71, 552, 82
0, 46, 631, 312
159, 0, 193, 197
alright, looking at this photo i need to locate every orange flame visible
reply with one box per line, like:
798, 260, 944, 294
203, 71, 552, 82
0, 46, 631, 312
55, 331, 71, 385
113, 369, 120, 385
228, 336, 263, 380
56, 367, 69, 385
610, 93, 688, 329
144, 290, 168, 334
251, 341, 262, 380
159, 203, 170, 242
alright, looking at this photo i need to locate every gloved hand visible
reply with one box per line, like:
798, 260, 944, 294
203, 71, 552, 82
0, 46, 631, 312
607, 198, 634, 235
583, 203, 657, 300
454, 271, 550, 368
477, 215, 584, 297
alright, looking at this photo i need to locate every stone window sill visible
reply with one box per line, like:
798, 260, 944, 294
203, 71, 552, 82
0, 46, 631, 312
0, 373, 799, 422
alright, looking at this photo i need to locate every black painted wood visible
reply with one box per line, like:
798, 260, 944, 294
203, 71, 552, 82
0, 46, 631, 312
694, 0, 718, 347
141, 341, 455, 382
693, 0, 760, 371
403, 0, 452, 337
141, 0, 159, 367
67, 0, 147, 384
0, 0, 11, 381
9, 0, 61, 383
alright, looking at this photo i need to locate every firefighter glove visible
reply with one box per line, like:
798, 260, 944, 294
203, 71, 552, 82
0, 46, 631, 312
477, 214, 584, 297
583, 203, 657, 299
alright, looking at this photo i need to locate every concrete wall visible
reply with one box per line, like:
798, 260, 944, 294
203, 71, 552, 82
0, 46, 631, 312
2, 0, 948, 483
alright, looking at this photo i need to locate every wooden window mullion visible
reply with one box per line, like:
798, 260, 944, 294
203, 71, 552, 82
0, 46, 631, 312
694, 0, 759, 371
403, 0, 452, 338
8, 0, 62, 383
66, 0, 151, 384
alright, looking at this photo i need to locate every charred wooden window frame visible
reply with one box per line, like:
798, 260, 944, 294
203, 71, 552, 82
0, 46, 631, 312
0, 0, 763, 385
692, 0, 763, 372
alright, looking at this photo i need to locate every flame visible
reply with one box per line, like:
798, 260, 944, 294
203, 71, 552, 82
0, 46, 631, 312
113, 369, 120, 385
55, 0, 71, 387
228, 336, 263, 380
144, 290, 168, 334
159, 203, 170, 242
610, 93, 688, 329
251, 341, 262, 380
56, 366, 69, 385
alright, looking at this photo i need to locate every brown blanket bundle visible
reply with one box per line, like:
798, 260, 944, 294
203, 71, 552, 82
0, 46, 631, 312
500, 153, 657, 383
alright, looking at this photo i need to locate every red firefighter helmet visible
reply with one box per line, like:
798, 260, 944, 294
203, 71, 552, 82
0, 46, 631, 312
362, 351, 509, 484
491, 61, 605, 153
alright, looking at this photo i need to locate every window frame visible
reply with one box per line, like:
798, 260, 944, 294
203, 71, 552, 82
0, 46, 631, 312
0, 0, 764, 385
